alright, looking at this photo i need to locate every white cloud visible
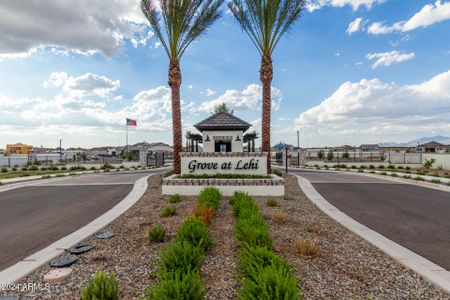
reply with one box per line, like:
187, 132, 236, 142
346, 17, 363, 35
0, 0, 150, 59
295, 69, 450, 138
205, 89, 216, 96
43, 72, 120, 98
198, 84, 283, 113
368, 1, 450, 35
307, 0, 385, 12
366, 51, 415, 69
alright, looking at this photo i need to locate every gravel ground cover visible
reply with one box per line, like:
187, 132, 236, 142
1, 174, 198, 300
2, 172, 449, 299
253, 174, 450, 300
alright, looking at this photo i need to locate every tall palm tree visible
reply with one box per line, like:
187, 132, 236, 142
229, 0, 305, 173
141, 0, 224, 174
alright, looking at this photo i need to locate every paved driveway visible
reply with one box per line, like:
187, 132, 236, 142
292, 169, 450, 270
0, 170, 160, 271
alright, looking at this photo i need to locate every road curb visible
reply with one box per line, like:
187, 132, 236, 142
0, 174, 153, 285
295, 174, 450, 295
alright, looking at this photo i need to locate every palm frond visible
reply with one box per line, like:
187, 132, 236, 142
228, 0, 305, 55
141, 0, 225, 60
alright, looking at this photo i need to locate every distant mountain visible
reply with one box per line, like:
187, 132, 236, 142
379, 135, 450, 147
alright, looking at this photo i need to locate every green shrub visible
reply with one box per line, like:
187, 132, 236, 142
431, 179, 441, 184
160, 206, 177, 218
61, 166, 67, 170
238, 246, 290, 281
351, 165, 357, 169
388, 164, 395, 169
49, 165, 59, 171
238, 264, 301, 300
369, 165, 375, 169
144, 270, 204, 300
148, 224, 166, 243
414, 176, 425, 181
198, 187, 221, 211
398, 166, 404, 169
380, 172, 387, 175
391, 173, 398, 177
55, 174, 65, 177
359, 165, 366, 169
160, 241, 204, 273
235, 214, 272, 248
0, 182, 4, 186
41, 175, 51, 179
30, 165, 39, 171
403, 175, 411, 179
175, 217, 213, 251
169, 194, 182, 204
1, 168, 7, 173
378, 165, 385, 169
81, 270, 118, 300
40, 167, 48, 171
21, 167, 28, 171
406, 166, 411, 170
273, 170, 282, 177
266, 198, 278, 207
358, 169, 364, 173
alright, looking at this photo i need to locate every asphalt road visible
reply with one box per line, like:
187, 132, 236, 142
0, 170, 159, 271
292, 169, 450, 270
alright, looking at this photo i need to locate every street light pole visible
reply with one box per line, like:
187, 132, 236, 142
58, 139, 63, 165
297, 130, 300, 166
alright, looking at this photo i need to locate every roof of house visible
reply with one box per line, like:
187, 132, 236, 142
418, 141, 446, 147
194, 112, 251, 132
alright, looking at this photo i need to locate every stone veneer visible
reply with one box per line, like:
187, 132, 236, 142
163, 174, 284, 186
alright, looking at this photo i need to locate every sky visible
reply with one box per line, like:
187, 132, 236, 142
1, 0, 450, 149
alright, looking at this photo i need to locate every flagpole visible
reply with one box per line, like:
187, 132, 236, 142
126, 121, 128, 154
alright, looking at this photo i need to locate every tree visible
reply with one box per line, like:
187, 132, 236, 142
211, 102, 234, 114
317, 150, 324, 160
229, 0, 305, 173
141, 0, 224, 174
342, 150, 350, 159
327, 150, 334, 162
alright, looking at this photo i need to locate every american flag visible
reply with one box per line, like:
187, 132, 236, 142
126, 118, 137, 126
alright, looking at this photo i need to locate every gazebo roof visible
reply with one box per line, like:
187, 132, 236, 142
194, 112, 251, 132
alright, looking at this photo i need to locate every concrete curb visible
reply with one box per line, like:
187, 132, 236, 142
295, 174, 450, 295
0, 174, 153, 285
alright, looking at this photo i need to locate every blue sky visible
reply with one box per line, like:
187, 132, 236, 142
1, 0, 450, 149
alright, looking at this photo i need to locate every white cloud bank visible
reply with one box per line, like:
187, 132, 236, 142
368, 1, 450, 34
198, 84, 283, 113
366, 51, 415, 69
0, 0, 150, 59
295, 69, 450, 138
307, 0, 385, 12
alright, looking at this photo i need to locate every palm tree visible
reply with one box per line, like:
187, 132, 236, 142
229, 0, 305, 173
141, 0, 224, 174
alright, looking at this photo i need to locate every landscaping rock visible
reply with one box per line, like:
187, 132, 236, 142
95, 231, 114, 240
43, 268, 72, 283
49, 255, 77, 268
68, 244, 94, 254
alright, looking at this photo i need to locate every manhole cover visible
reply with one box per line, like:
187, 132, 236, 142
50, 255, 78, 268
69, 244, 94, 254
95, 231, 114, 239
43, 268, 72, 283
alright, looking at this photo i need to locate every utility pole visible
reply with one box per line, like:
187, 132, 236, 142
58, 139, 63, 165
297, 130, 300, 166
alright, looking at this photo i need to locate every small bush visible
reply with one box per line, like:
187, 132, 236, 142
304, 223, 313, 233
30, 165, 39, 171
21, 167, 28, 171
431, 179, 441, 184
391, 173, 398, 177
160, 206, 177, 218
387, 164, 395, 169
238, 264, 301, 300
403, 175, 412, 179
406, 166, 411, 170
351, 165, 357, 169
295, 239, 318, 258
369, 165, 375, 169
40, 167, 48, 171
358, 169, 364, 173
266, 198, 278, 207
271, 211, 286, 224
55, 174, 65, 177
12, 167, 17, 171
0, 182, 4, 186
49, 165, 59, 171
160, 241, 204, 273
148, 224, 166, 243
81, 270, 118, 300
359, 165, 366, 169
198, 187, 221, 211
176, 217, 213, 251
90, 166, 97, 170
273, 170, 282, 177
1, 168, 7, 173
414, 176, 425, 181
378, 165, 385, 169
41, 175, 51, 179
235, 215, 272, 249
398, 166, 404, 169
61, 166, 67, 170
380, 172, 387, 175
238, 246, 290, 281
193, 206, 214, 226
169, 194, 182, 204
144, 270, 204, 300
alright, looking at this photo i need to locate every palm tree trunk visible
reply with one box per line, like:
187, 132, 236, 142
260, 54, 273, 173
168, 58, 183, 174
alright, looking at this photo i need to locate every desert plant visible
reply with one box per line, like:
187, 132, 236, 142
81, 270, 118, 300
238, 264, 301, 300
193, 206, 214, 226
160, 241, 204, 273
198, 187, 221, 211
235, 214, 272, 249
160, 206, 177, 218
424, 158, 436, 169
391, 173, 398, 177
271, 211, 286, 224
169, 194, 182, 204
295, 239, 318, 258
414, 176, 425, 181
369, 165, 375, 169
148, 224, 166, 243
387, 164, 395, 169
304, 223, 313, 233
431, 179, 441, 184
176, 217, 213, 251
273, 169, 283, 177
266, 198, 278, 207
238, 246, 290, 281
41, 175, 51, 179
378, 165, 385, 169
380, 172, 387, 175
144, 269, 204, 300
1, 168, 7, 173
351, 165, 357, 169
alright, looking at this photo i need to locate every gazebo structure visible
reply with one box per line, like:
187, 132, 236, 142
185, 112, 259, 153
